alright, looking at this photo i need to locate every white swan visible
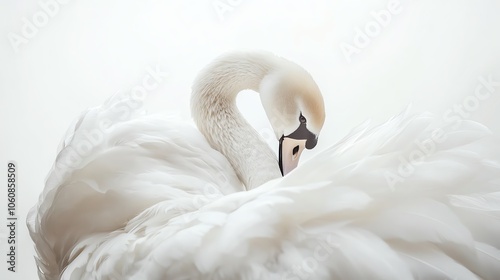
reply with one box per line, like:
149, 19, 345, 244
28, 51, 500, 280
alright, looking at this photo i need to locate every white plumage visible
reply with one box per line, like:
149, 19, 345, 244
28, 52, 500, 280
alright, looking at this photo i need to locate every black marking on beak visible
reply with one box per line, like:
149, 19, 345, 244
285, 121, 318, 149
278, 135, 285, 176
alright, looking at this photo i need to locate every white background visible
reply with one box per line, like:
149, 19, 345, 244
1, 0, 500, 279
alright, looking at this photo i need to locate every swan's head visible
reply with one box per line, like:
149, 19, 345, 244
259, 64, 325, 176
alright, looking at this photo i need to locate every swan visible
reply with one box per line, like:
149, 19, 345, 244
27, 51, 500, 280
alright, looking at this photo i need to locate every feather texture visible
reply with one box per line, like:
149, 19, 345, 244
28, 54, 500, 279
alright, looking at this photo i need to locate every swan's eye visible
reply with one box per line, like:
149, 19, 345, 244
299, 114, 306, 124
292, 145, 299, 156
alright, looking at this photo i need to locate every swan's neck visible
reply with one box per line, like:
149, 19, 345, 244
191, 52, 282, 189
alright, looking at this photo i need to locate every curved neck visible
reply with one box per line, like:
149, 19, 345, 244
191, 52, 282, 189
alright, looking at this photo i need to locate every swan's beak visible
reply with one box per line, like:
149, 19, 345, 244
278, 123, 318, 176
279, 137, 306, 175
